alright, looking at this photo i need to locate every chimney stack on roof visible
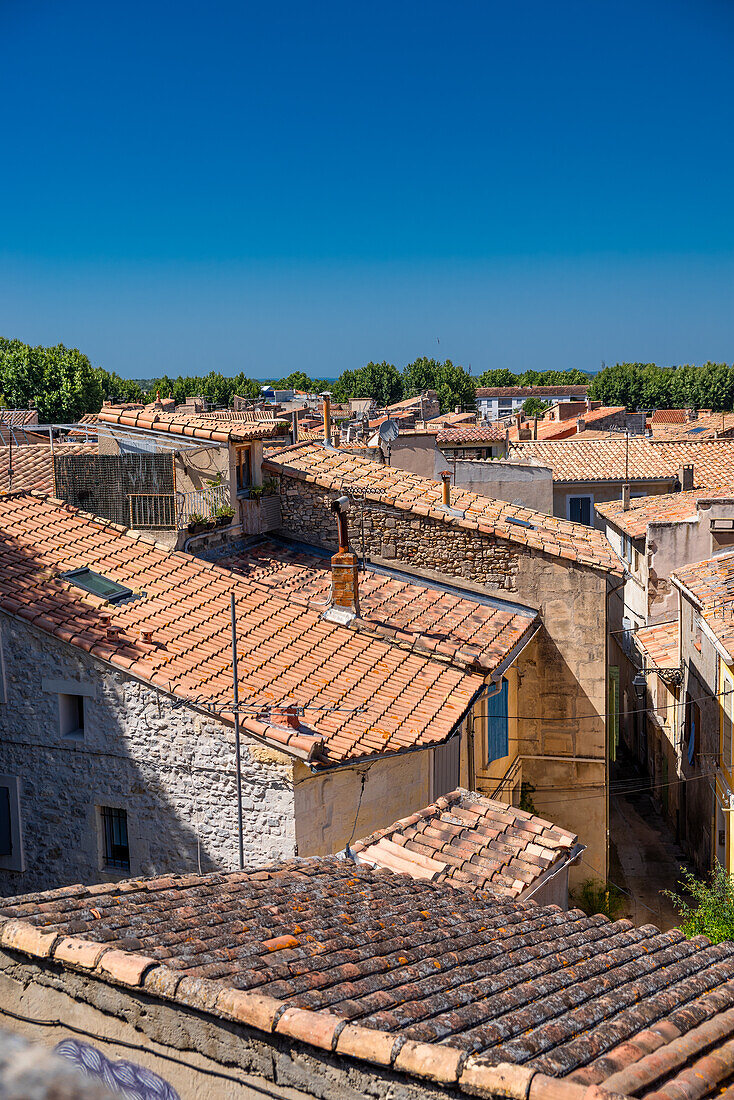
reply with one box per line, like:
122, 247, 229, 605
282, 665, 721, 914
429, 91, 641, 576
270, 703, 301, 730
326, 495, 359, 621
440, 471, 451, 508
622, 484, 630, 511
322, 394, 332, 446
533, 416, 539, 441
679, 464, 694, 491
576, 416, 586, 433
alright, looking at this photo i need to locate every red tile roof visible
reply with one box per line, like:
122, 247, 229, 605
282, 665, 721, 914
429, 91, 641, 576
435, 425, 505, 445
596, 487, 734, 538
264, 442, 623, 575
0, 493, 482, 765
651, 412, 734, 441
98, 406, 289, 443
0, 408, 39, 426
0, 443, 97, 494
672, 553, 734, 661
635, 620, 680, 669
511, 437, 734, 486
352, 787, 577, 897
4, 859, 734, 1099
651, 408, 687, 424
216, 540, 538, 675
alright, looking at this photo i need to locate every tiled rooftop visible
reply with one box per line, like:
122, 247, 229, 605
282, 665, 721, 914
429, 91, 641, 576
98, 406, 289, 443
0, 443, 97, 494
215, 540, 538, 676
635, 620, 680, 669
651, 409, 687, 425
510, 437, 734, 486
651, 412, 734, 441
3, 859, 734, 1099
264, 442, 623, 575
435, 425, 506, 445
0, 408, 39, 426
596, 487, 734, 538
672, 552, 734, 662
351, 788, 577, 898
0, 492, 482, 765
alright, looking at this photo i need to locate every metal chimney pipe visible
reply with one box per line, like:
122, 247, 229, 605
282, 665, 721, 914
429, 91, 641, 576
291, 411, 299, 444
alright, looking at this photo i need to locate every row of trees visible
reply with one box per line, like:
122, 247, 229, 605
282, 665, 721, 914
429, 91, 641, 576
4, 338, 734, 422
588, 362, 734, 411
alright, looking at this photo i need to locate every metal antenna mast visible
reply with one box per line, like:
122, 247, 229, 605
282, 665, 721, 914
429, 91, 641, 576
230, 591, 244, 869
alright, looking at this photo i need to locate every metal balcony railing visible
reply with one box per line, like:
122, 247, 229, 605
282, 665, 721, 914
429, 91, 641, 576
127, 484, 231, 529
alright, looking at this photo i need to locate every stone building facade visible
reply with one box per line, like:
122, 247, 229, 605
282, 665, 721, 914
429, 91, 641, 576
272, 469, 613, 883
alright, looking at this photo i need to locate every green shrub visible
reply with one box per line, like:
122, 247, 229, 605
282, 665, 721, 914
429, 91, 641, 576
571, 878, 625, 920
666, 864, 734, 943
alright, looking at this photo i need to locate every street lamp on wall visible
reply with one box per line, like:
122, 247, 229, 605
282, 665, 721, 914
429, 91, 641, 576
632, 672, 648, 700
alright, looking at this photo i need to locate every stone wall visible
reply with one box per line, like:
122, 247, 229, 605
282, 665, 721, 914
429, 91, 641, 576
0, 614, 296, 895
279, 475, 520, 590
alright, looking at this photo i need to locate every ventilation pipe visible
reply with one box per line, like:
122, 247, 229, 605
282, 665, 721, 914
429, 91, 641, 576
622, 484, 630, 511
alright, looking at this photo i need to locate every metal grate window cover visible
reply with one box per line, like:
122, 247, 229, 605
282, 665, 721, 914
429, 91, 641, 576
101, 806, 129, 870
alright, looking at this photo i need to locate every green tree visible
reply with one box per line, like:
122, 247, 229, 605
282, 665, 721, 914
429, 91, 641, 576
332, 361, 404, 407
477, 368, 517, 387
0, 339, 104, 421
666, 864, 734, 943
403, 357, 476, 414
95, 368, 144, 404
522, 397, 551, 417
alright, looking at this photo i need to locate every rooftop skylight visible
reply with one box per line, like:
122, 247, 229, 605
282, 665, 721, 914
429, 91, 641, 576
62, 568, 134, 604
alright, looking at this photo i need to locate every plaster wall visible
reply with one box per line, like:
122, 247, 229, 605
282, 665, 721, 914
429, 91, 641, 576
551, 480, 677, 531
451, 461, 553, 514
647, 502, 734, 622
0, 615, 296, 896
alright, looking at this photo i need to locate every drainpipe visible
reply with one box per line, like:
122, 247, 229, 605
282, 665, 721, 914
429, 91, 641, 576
440, 471, 451, 508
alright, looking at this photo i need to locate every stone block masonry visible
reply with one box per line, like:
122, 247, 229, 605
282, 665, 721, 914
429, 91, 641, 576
0, 614, 296, 895
279, 475, 520, 590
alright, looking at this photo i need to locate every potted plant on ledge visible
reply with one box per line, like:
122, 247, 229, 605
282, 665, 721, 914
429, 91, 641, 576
215, 504, 235, 527
186, 512, 207, 534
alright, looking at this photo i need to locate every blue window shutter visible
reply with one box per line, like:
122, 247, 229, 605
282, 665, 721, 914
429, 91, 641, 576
487, 679, 509, 763
0, 787, 11, 857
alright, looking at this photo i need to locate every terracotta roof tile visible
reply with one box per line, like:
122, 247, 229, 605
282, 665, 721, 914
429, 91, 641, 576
596, 487, 734, 538
98, 406, 289, 443
651, 412, 734, 440
3, 859, 734, 1099
351, 788, 577, 898
652, 408, 688, 424
672, 553, 734, 661
635, 620, 679, 669
0, 492, 482, 764
0, 443, 97, 494
435, 426, 506, 445
263, 442, 623, 575
511, 437, 734, 486
215, 541, 538, 675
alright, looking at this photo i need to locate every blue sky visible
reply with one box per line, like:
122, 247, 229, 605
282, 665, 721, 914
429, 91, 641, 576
1, 0, 733, 378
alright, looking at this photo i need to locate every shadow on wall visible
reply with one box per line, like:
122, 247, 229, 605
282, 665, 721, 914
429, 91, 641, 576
0, 530, 243, 896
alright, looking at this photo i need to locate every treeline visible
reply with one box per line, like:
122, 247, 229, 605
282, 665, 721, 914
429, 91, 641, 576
589, 362, 734, 411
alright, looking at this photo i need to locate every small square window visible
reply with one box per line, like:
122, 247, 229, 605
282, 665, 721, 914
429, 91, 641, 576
59, 693, 85, 738
101, 807, 130, 870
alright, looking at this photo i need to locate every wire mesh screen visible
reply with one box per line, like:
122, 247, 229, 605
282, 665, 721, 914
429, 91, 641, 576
54, 453, 175, 527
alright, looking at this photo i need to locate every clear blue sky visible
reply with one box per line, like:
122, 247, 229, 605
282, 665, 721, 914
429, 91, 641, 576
1, 0, 733, 379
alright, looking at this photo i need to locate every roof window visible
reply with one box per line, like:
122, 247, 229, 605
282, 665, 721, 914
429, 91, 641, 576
507, 516, 535, 530
62, 568, 134, 604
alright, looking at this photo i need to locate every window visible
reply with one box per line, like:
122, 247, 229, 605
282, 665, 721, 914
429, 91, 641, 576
567, 494, 593, 526
62, 568, 133, 604
235, 447, 252, 494
486, 679, 509, 764
101, 807, 130, 870
59, 693, 85, 738
712, 519, 734, 554
0, 787, 11, 857
0, 775, 24, 872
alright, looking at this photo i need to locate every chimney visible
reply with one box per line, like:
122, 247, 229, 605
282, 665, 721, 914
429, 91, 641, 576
577, 416, 586, 433
622, 484, 630, 511
322, 394, 332, 445
440, 471, 451, 508
327, 496, 359, 620
515, 410, 522, 431
586, 397, 593, 412
291, 411, 299, 444
533, 416, 538, 441
679, 464, 694, 491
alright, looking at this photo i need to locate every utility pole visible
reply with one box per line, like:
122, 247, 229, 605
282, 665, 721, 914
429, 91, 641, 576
230, 592, 244, 869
